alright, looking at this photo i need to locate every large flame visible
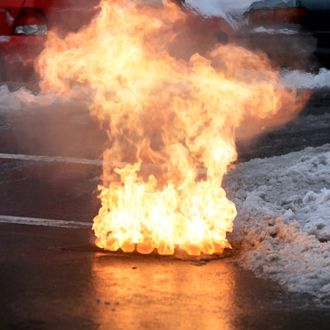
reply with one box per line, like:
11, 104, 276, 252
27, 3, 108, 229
37, 0, 304, 256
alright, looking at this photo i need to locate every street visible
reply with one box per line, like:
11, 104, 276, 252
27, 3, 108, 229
1, 224, 330, 330
0, 85, 329, 329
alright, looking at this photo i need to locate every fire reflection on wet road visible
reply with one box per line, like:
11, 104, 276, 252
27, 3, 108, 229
2, 224, 330, 329
91, 255, 236, 329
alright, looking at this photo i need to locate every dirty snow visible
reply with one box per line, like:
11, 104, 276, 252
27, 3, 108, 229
185, 0, 258, 28
251, 26, 299, 35
225, 144, 330, 303
281, 68, 330, 89
186, 0, 256, 16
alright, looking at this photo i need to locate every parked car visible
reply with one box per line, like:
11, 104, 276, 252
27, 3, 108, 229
0, 0, 234, 82
241, 0, 330, 68
0, 0, 99, 81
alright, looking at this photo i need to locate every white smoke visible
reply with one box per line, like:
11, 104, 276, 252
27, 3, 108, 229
281, 68, 330, 89
0, 85, 57, 111
0, 84, 92, 112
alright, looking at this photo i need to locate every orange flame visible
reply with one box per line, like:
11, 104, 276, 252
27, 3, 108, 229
37, 0, 304, 256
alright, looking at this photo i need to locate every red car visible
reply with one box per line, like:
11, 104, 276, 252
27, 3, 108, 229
0, 0, 99, 81
0, 0, 234, 81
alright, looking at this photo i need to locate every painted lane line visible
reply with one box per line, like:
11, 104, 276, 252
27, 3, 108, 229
0, 215, 92, 229
0, 152, 208, 173
0, 152, 103, 166
0, 152, 153, 169
0, 152, 169, 172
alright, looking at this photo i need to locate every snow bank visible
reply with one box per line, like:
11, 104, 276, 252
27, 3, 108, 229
185, 0, 257, 28
186, 0, 295, 18
281, 68, 330, 89
186, 0, 256, 16
225, 144, 330, 302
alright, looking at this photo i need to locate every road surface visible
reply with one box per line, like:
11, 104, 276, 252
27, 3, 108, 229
0, 86, 329, 329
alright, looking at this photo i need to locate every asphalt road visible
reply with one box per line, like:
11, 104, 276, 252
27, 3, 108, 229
1, 224, 330, 330
0, 86, 330, 329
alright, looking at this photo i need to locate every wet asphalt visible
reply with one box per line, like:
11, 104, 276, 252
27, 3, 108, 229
1, 224, 330, 330
0, 86, 330, 329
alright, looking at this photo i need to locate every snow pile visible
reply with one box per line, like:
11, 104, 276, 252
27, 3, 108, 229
295, 189, 330, 241
224, 144, 330, 302
281, 68, 330, 89
185, 0, 257, 27
186, 0, 256, 16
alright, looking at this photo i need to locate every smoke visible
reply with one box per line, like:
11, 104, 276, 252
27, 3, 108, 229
0, 83, 107, 162
0, 85, 58, 112
281, 68, 330, 89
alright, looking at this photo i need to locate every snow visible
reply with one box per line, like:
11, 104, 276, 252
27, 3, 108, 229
281, 68, 330, 89
186, 0, 257, 16
251, 26, 299, 35
185, 0, 257, 28
225, 144, 330, 303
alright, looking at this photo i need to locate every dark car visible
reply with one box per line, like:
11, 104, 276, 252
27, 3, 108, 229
240, 0, 330, 68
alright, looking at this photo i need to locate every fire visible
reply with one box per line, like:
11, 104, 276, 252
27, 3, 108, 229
37, 0, 304, 256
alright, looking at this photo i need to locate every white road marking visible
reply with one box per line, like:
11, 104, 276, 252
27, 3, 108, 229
0, 215, 91, 229
0, 152, 176, 172
0, 152, 103, 166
